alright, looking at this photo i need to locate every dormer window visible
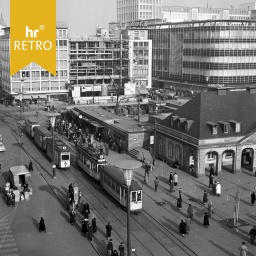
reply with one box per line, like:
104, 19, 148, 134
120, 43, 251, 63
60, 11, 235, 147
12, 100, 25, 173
170, 115, 179, 127
207, 121, 218, 135
184, 120, 193, 132
229, 120, 241, 133
177, 118, 186, 129
218, 121, 230, 134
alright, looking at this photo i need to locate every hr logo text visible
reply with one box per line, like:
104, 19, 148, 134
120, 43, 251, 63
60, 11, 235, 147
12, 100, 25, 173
14, 25, 52, 51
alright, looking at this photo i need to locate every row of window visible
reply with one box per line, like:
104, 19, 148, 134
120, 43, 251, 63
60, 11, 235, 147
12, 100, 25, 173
208, 121, 241, 135
183, 49, 256, 57
183, 62, 256, 70
184, 38, 256, 43
12, 70, 68, 78
158, 137, 182, 161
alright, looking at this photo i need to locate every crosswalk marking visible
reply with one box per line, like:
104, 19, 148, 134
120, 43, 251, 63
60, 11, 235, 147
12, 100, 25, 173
0, 218, 19, 256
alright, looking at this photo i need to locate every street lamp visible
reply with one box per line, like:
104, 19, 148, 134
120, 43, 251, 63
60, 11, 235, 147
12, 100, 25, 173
114, 160, 142, 256
45, 113, 60, 178
19, 79, 24, 120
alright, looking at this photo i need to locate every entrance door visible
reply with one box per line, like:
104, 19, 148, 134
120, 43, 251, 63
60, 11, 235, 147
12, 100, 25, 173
19, 174, 25, 185
241, 148, 254, 171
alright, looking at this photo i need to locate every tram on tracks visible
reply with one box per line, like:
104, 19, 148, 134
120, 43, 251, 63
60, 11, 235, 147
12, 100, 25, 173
34, 126, 51, 150
25, 118, 40, 137
46, 138, 70, 168
100, 165, 143, 213
77, 145, 107, 180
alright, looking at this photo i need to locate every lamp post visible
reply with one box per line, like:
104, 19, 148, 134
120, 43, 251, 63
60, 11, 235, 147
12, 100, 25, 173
19, 79, 24, 120
114, 160, 142, 256
45, 113, 60, 179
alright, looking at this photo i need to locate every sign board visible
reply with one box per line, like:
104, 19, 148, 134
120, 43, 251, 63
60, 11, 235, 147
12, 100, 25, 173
72, 91, 80, 97
124, 82, 136, 95
150, 135, 154, 145
81, 86, 101, 92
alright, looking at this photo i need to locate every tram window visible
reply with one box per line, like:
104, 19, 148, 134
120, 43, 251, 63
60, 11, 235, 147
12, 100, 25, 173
86, 160, 91, 168
97, 165, 103, 174
116, 184, 120, 194
131, 192, 136, 202
92, 163, 96, 172
62, 154, 69, 160
112, 181, 116, 190
137, 191, 142, 201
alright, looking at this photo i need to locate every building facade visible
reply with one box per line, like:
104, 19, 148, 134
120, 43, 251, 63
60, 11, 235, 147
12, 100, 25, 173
155, 88, 256, 177
148, 20, 256, 92
0, 22, 69, 101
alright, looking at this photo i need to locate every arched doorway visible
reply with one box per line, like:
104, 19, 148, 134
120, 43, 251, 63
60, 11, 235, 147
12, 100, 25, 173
241, 148, 254, 171
222, 150, 235, 173
205, 151, 219, 176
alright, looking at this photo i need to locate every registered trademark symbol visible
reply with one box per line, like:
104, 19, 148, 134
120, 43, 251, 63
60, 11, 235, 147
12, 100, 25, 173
39, 25, 45, 30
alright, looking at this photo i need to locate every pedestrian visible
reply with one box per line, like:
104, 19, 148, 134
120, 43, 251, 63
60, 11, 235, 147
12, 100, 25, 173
212, 180, 217, 195
178, 188, 182, 198
203, 190, 208, 205
187, 204, 194, 223
6, 191, 11, 207
249, 226, 256, 244
251, 192, 256, 206
87, 223, 93, 241
173, 172, 178, 186
92, 217, 97, 233
208, 201, 214, 217
107, 238, 114, 256
70, 210, 76, 225
216, 182, 221, 197
209, 174, 214, 188
177, 197, 182, 210
29, 160, 33, 172
105, 142, 109, 156
209, 165, 214, 177
169, 172, 174, 192
179, 219, 187, 237
36, 111, 38, 117
154, 177, 159, 191
112, 250, 119, 256
81, 218, 89, 235
39, 217, 46, 233
106, 221, 112, 240
19, 185, 26, 201
118, 242, 125, 256
11, 191, 15, 207
144, 169, 149, 184
239, 242, 247, 256
203, 212, 210, 228
185, 217, 191, 234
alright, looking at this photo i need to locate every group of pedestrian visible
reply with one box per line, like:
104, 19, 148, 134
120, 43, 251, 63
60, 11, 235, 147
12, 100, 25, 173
107, 239, 126, 256
169, 171, 178, 192
81, 217, 97, 241
208, 166, 221, 197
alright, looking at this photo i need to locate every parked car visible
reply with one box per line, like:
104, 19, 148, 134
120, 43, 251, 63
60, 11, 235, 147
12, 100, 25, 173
0, 142, 6, 152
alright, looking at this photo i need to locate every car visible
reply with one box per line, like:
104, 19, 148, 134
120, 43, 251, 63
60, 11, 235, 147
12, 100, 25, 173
0, 142, 5, 152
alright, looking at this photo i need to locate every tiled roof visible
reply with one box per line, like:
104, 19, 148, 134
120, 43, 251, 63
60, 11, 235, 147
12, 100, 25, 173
160, 88, 256, 139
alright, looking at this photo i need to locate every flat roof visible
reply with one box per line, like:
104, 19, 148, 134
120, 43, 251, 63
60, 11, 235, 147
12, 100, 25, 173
10, 165, 30, 176
75, 106, 152, 133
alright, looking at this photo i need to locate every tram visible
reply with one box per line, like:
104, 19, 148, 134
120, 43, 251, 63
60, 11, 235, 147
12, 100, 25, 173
100, 165, 143, 213
46, 138, 70, 168
77, 145, 107, 180
34, 126, 51, 150
25, 118, 40, 137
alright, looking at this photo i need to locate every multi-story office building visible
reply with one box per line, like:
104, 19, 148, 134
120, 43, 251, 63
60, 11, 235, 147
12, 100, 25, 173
162, 6, 250, 22
117, 0, 163, 23
148, 20, 256, 92
0, 22, 69, 101
0, 14, 6, 36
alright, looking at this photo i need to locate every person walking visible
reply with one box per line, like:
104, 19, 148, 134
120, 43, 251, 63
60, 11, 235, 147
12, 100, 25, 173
187, 204, 194, 223
173, 172, 178, 186
185, 217, 191, 234
87, 223, 93, 241
81, 218, 89, 235
107, 238, 114, 256
169, 172, 174, 192
203, 212, 210, 228
251, 192, 256, 206
106, 221, 112, 240
203, 190, 208, 205
209, 165, 214, 177
209, 173, 214, 188
144, 169, 149, 184
92, 217, 97, 233
154, 177, 159, 191
11, 191, 15, 207
105, 142, 109, 156
216, 182, 221, 197
70, 210, 76, 225
39, 217, 46, 233
208, 201, 214, 217
29, 160, 33, 172
179, 219, 187, 237
239, 241, 247, 256
118, 242, 125, 256
177, 196, 182, 210
249, 226, 256, 244
212, 180, 217, 195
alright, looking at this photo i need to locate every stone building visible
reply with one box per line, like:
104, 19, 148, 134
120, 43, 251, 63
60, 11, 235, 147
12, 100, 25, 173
155, 88, 256, 177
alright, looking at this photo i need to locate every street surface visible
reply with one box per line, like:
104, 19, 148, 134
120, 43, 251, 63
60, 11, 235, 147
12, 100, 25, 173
1, 101, 256, 256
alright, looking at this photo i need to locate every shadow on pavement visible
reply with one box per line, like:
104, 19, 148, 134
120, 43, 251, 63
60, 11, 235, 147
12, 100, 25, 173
32, 217, 39, 230
208, 240, 234, 256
